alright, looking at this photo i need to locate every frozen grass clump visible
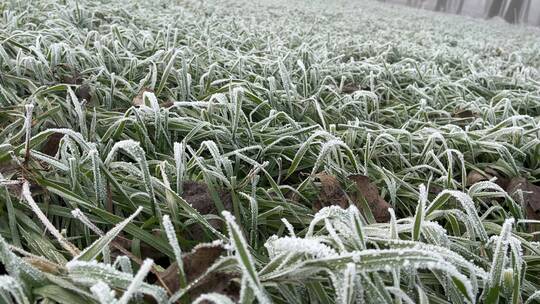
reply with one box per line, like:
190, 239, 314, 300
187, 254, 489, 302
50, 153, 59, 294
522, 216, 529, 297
0, 0, 539, 303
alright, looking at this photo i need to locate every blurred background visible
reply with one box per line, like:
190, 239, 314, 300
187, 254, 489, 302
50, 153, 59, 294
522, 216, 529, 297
381, 0, 540, 26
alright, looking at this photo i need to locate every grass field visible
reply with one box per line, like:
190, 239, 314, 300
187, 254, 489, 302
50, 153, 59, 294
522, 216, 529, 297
1, 0, 540, 303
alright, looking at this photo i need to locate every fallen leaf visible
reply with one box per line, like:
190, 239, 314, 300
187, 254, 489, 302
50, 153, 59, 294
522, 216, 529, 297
41, 132, 65, 157
312, 173, 391, 223
75, 84, 92, 103
313, 173, 349, 210
467, 170, 488, 186
133, 88, 154, 107
466, 168, 509, 189
182, 181, 232, 241
160, 242, 239, 302
451, 109, 477, 129
5, 179, 44, 198
452, 109, 476, 119
341, 83, 359, 94
506, 178, 540, 236
349, 174, 391, 223
0, 161, 20, 176
160, 101, 175, 108
428, 184, 444, 195
62, 72, 82, 85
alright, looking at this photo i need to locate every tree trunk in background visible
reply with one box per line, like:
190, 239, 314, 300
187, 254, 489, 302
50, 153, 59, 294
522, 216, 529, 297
521, 0, 532, 23
487, 0, 504, 18
456, 0, 465, 14
435, 0, 448, 11
504, 0, 525, 23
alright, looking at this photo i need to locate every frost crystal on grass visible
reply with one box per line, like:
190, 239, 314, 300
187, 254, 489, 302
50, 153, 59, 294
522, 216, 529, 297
264, 236, 338, 259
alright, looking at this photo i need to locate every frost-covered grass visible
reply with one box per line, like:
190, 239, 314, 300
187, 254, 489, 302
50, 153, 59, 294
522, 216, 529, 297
1, 0, 540, 303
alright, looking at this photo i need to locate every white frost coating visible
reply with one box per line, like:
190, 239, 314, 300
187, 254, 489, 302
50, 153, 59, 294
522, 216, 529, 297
66, 260, 126, 282
264, 235, 338, 259
142, 91, 161, 139
388, 208, 398, 239
113, 256, 133, 274
109, 162, 143, 177
67, 87, 88, 138
118, 258, 154, 304
193, 293, 236, 304
162, 215, 185, 283
71, 208, 103, 235
21, 181, 79, 256
488, 218, 514, 289
66, 260, 167, 303
308, 205, 351, 236
90, 149, 105, 205
33, 128, 90, 150
90, 281, 118, 304
281, 218, 296, 237
24, 104, 34, 156
72, 206, 143, 262
428, 190, 488, 242
173, 141, 186, 192
104, 139, 142, 165
222, 211, 271, 304
338, 263, 357, 304
0, 275, 30, 304
325, 219, 346, 253
104, 140, 158, 216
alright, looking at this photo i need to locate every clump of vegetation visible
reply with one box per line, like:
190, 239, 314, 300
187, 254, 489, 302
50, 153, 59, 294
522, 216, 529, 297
0, 0, 539, 303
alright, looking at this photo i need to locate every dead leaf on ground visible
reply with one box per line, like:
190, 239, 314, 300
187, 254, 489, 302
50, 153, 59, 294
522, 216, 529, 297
452, 109, 476, 119
506, 178, 540, 237
349, 174, 391, 223
61, 71, 82, 85
4, 179, 44, 198
451, 109, 477, 129
341, 83, 359, 94
0, 161, 20, 176
313, 173, 349, 210
159, 242, 239, 302
160, 101, 175, 108
132, 88, 154, 107
182, 181, 232, 241
41, 132, 65, 157
466, 168, 509, 189
312, 173, 391, 223
467, 170, 488, 186
76, 84, 92, 103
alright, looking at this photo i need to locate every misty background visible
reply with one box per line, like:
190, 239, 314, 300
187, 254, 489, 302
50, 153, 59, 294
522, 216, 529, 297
381, 0, 540, 26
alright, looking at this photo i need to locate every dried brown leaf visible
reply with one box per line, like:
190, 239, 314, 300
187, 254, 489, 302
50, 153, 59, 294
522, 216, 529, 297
182, 181, 232, 241
452, 109, 476, 119
506, 178, 540, 236
312, 173, 391, 223
41, 132, 64, 157
466, 168, 509, 188
349, 174, 391, 222
76, 84, 92, 103
313, 173, 349, 210
160, 242, 239, 302
133, 88, 154, 107
341, 83, 359, 94
0, 161, 19, 176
